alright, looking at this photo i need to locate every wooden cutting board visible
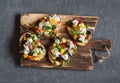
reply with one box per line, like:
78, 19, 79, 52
20, 13, 111, 70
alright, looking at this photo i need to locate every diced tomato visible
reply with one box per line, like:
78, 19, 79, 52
53, 30, 57, 34
78, 19, 82, 24
35, 40, 41, 46
35, 26, 39, 31
38, 28, 43, 33
35, 40, 39, 43
28, 56, 35, 60
61, 43, 66, 47
85, 35, 89, 39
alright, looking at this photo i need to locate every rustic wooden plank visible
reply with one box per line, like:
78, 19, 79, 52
21, 48, 93, 70
20, 13, 100, 70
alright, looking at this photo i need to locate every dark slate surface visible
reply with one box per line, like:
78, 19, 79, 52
0, 0, 120, 83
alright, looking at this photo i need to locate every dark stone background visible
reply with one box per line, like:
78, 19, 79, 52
0, 0, 120, 83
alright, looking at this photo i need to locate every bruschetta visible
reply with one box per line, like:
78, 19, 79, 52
33, 14, 61, 38
48, 37, 77, 66
19, 32, 46, 61
66, 19, 93, 46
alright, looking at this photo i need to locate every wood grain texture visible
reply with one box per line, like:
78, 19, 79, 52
20, 13, 111, 70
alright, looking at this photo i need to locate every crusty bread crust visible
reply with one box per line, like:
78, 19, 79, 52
76, 40, 89, 46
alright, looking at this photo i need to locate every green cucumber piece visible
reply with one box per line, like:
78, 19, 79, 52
32, 42, 38, 47
44, 31, 50, 36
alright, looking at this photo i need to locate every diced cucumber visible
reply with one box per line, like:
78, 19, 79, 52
32, 42, 38, 47
71, 28, 79, 35
44, 31, 50, 36
57, 45, 62, 50
62, 61, 67, 66
31, 34, 37, 40
33, 52, 38, 56
61, 38, 66, 43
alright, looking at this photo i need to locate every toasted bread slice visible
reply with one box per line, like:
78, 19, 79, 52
48, 37, 77, 66
19, 32, 46, 61
33, 14, 61, 38
66, 20, 92, 46
48, 47, 62, 66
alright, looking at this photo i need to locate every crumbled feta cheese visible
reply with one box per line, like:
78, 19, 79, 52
29, 38, 33, 43
72, 20, 78, 25
25, 38, 33, 44
24, 50, 29, 54
78, 35, 85, 42
51, 48, 60, 57
39, 22, 44, 28
62, 54, 69, 60
52, 14, 60, 23
34, 48, 40, 53
23, 45, 30, 54
61, 38, 66, 43
39, 49, 44, 54
79, 28, 86, 33
68, 50, 72, 56
55, 39, 60, 44
46, 21, 51, 27
69, 41, 74, 48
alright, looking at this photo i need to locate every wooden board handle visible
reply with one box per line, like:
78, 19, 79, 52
89, 39, 112, 51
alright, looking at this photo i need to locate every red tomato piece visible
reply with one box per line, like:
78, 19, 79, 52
38, 28, 43, 33
61, 43, 66, 47
28, 56, 34, 60
85, 35, 89, 39
35, 40, 39, 43
78, 19, 82, 24
35, 26, 39, 31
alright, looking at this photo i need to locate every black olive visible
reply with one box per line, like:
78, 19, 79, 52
56, 56, 63, 61
68, 52, 72, 56
25, 34, 31, 37
52, 25, 56, 30
66, 21, 73, 27
22, 40, 27, 44
38, 46, 43, 50
56, 57, 60, 61
28, 52, 33, 55
87, 30, 91, 35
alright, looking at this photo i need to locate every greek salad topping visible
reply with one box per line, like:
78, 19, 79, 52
34, 14, 61, 37
67, 19, 92, 44
21, 33, 45, 61
50, 37, 77, 66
